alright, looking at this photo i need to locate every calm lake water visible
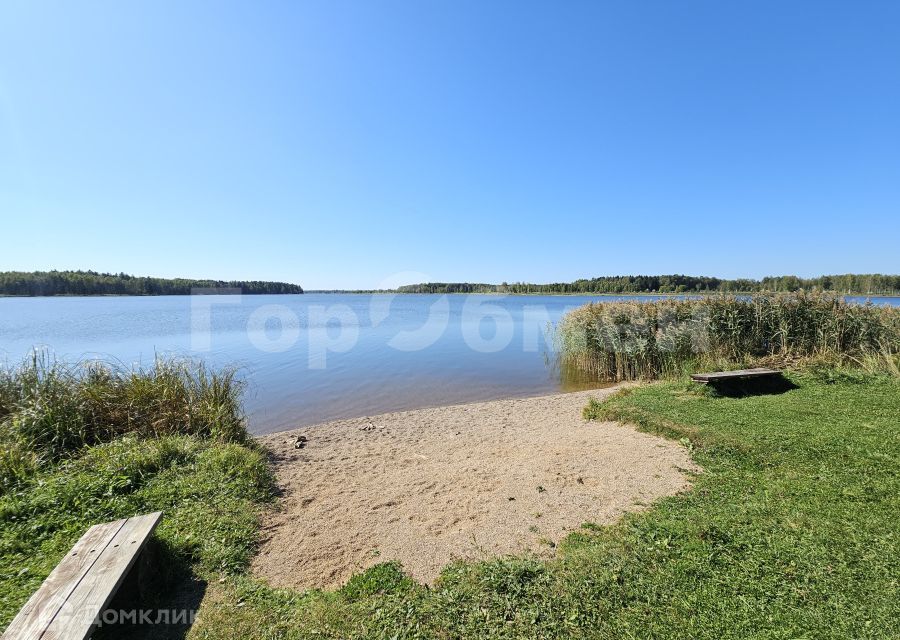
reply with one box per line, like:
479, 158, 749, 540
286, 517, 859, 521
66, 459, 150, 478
1, 293, 898, 434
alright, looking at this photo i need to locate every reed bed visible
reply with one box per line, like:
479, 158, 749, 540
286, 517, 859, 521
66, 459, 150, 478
557, 292, 900, 381
0, 353, 247, 489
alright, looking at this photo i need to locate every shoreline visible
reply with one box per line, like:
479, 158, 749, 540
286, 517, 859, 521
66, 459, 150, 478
250, 383, 620, 436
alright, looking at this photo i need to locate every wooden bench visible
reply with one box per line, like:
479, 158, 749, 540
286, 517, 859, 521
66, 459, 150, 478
691, 367, 780, 384
2, 512, 162, 640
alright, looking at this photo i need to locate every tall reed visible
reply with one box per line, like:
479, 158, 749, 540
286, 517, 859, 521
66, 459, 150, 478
0, 353, 248, 488
557, 292, 900, 382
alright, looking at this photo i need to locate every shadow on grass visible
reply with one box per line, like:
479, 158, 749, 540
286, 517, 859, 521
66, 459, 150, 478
92, 538, 206, 640
705, 374, 799, 398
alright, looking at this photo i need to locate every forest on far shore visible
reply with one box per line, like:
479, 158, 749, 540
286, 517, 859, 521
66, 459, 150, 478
397, 274, 900, 295
3, 270, 898, 297
0, 270, 304, 296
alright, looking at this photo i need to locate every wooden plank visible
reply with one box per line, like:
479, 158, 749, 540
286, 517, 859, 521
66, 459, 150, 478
40, 511, 162, 640
1, 518, 127, 639
691, 368, 779, 383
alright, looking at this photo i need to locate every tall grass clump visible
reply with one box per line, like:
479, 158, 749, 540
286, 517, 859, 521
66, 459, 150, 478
558, 291, 900, 381
0, 353, 247, 489
0, 353, 273, 632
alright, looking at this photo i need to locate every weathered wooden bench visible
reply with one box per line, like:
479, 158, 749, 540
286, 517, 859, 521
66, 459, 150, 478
691, 367, 780, 384
2, 511, 162, 640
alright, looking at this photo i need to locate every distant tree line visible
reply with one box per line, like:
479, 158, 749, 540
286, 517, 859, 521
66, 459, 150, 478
396, 283, 497, 294
397, 274, 900, 295
0, 271, 303, 296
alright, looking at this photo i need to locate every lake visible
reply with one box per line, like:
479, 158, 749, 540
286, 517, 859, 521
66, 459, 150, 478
1, 293, 897, 434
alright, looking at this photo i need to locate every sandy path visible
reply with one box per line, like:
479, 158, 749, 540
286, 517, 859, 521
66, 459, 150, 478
252, 387, 699, 590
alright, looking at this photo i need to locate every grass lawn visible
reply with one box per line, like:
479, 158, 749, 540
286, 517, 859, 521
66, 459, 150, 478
0, 435, 273, 636
191, 371, 899, 639
2, 370, 898, 638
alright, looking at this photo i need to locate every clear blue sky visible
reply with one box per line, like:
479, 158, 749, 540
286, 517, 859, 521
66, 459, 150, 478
1, 1, 898, 289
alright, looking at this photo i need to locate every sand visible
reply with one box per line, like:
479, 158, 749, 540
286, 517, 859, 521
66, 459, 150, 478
251, 387, 699, 590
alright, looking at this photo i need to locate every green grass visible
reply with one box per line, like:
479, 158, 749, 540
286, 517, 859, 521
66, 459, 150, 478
0, 354, 248, 490
189, 371, 900, 639
0, 356, 274, 633
3, 357, 898, 639
0, 435, 273, 629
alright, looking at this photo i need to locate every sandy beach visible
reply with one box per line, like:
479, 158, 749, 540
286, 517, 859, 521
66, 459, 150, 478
252, 387, 700, 590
